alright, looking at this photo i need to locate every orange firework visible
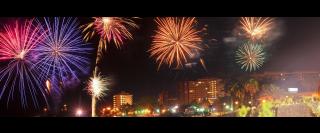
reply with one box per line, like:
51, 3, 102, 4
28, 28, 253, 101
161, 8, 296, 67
149, 17, 203, 69
240, 17, 273, 40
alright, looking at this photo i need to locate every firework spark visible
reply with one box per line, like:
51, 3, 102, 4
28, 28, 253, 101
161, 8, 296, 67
240, 17, 273, 40
88, 74, 109, 99
46, 80, 51, 93
149, 17, 203, 69
199, 58, 207, 71
235, 42, 266, 72
88, 74, 109, 117
82, 17, 139, 50
33, 17, 91, 85
0, 19, 47, 108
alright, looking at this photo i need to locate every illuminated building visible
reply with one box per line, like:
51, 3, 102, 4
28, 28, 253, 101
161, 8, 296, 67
178, 77, 225, 105
113, 91, 133, 109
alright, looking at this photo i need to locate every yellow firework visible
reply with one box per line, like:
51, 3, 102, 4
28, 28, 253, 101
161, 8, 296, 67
81, 17, 139, 50
240, 17, 273, 40
149, 17, 203, 69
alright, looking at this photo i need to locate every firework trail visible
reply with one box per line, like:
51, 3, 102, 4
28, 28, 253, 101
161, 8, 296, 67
81, 17, 138, 79
81, 17, 137, 115
82, 17, 136, 116
199, 58, 207, 71
88, 73, 109, 117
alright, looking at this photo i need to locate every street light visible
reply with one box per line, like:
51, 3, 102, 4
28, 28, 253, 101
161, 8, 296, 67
146, 109, 151, 114
76, 108, 83, 117
171, 109, 177, 113
161, 109, 166, 113
235, 101, 239, 105
43, 107, 48, 112
248, 101, 252, 104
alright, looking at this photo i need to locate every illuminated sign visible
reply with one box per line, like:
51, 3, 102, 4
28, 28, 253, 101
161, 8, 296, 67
288, 88, 298, 93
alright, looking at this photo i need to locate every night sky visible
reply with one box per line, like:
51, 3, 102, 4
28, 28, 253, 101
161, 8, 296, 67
2, 17, 320, 115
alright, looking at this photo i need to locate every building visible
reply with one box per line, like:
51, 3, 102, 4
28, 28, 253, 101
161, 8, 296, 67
158, 90, 179, 106
158, 90, 169, 106
113, 91, 133, 109
178, 77, 225, 105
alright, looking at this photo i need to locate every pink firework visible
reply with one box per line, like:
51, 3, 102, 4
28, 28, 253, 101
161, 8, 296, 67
82, 17, 139, 49
0, 19, 47, 108
0, 19, 45, 61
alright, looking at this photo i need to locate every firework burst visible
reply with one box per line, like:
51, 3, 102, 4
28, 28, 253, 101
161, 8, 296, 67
88, 74, 109, 117
32, 17, 91, 112
235, 42, 266, 72
240, 17, 273, 40
82, 17, 139, 50
33, 17, 91, 85
0, 19, 47, 108
149, 17, 203, 69
88, 74, 109, 99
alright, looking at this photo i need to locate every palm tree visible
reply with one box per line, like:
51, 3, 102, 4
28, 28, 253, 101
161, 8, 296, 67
226, 80, 245, 105
120, 103, 132, 116
235, 88, 245, 103
244, 79, 259, 104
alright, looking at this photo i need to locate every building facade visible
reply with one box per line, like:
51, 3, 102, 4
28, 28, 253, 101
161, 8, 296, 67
113, 91, 133, 109
158, 90, 169, 106
158, 90, 179, 106
178, 77, 225, 105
